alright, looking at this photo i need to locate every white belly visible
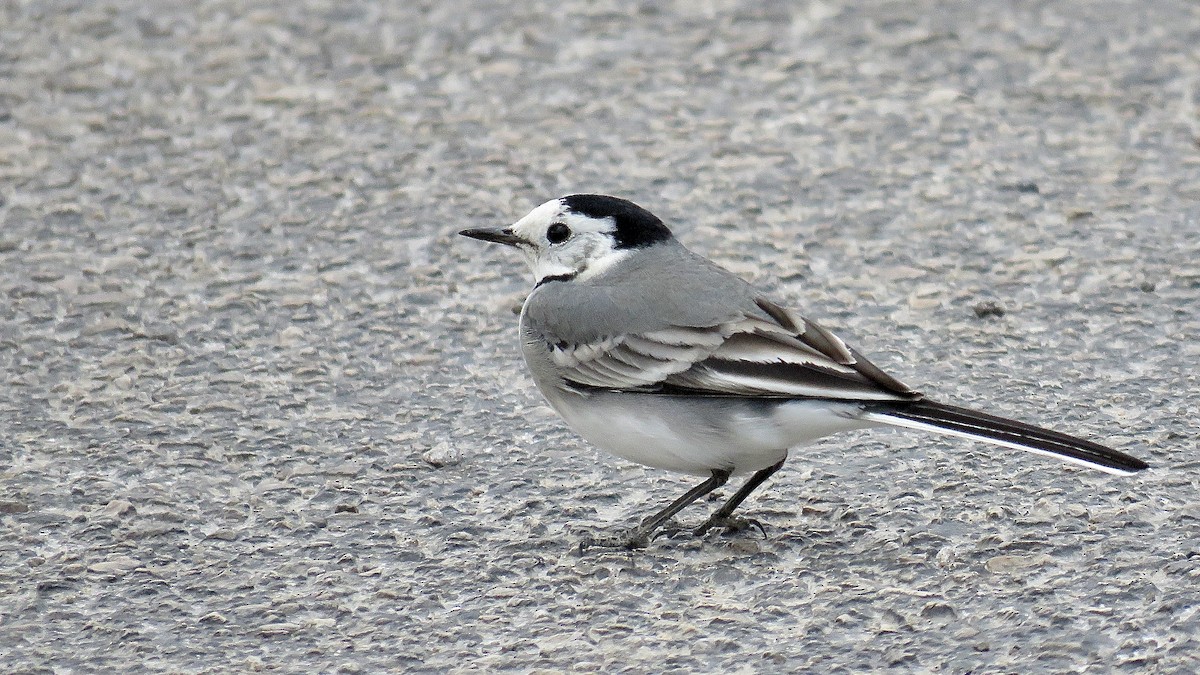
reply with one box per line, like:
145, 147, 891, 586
547, 389, 875, 476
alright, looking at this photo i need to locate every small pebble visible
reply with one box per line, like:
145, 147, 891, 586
972, 300, 1006, 318
422, 442, 463, 468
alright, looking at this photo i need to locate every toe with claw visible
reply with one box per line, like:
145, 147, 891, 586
577, 529, 652, 553
694, 514, 768, 539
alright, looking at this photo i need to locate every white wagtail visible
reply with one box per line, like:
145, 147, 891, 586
460, 195, 1149, 550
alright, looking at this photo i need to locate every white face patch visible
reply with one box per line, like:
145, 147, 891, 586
508, 198, 628, 284
575, 247, 631, 281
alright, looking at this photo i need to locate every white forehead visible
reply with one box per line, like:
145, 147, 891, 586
510, 198, 566, 238
510, 198, 616, 241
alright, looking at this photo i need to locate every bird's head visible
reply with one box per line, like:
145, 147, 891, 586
460, 194, 674, 284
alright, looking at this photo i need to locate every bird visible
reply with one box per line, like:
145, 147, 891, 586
459, 194, 1149, 550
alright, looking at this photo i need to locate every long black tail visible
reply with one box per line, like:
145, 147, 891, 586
862, 399, 1149, 475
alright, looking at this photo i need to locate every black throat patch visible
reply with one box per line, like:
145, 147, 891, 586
561, 194, 673, 249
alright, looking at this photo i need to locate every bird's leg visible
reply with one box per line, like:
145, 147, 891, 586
579, 469, 731, 552
694, 459, 786, 537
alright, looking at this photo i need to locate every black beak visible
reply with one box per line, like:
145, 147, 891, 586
459, 227, 524, 247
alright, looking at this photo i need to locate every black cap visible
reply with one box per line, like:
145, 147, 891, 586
561, 194, 673, 249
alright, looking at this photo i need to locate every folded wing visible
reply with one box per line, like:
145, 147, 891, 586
545, 296, 919, 402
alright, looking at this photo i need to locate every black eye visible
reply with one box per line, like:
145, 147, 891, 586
546, 222, 571, 244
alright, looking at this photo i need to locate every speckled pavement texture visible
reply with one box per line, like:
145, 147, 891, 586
1, 1, 1198, 672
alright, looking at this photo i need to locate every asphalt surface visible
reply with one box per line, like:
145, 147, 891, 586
2, 1, 1199, 672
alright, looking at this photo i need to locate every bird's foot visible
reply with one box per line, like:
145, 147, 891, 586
693, 514, 767, 539
577, 528, 653, 553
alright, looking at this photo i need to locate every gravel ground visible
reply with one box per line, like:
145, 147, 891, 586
2, 0, 1199, 672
